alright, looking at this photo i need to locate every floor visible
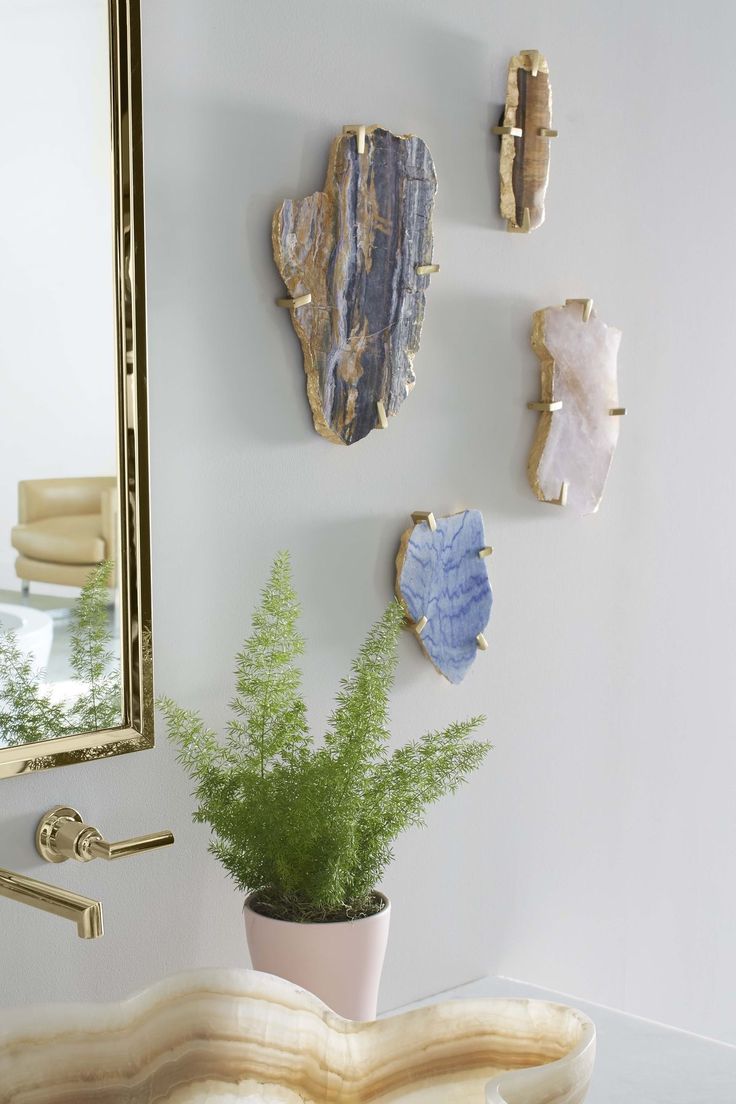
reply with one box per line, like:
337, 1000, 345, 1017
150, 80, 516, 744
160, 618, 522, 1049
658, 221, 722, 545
393, 976, 736, 1103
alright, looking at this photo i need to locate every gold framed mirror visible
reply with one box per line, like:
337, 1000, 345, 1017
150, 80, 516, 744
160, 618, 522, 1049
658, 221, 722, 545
0, 0, 152, 778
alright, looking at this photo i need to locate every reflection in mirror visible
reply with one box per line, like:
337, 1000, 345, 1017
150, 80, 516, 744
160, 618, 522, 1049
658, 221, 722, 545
0, 2, 121, 747
0, 0, 151, 772
0, 562, 120, 748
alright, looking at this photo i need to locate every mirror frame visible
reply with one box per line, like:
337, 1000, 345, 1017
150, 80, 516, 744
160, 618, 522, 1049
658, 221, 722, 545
0, 0, 153, 778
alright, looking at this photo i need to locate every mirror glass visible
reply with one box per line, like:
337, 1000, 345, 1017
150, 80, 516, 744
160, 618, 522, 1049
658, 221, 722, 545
0, 0, 123, 750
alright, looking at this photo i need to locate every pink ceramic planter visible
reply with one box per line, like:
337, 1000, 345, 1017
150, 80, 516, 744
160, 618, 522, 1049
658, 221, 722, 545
244, 891, 391, 1020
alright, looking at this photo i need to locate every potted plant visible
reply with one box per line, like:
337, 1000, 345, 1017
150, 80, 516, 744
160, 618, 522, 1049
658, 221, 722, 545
159, 552, 490, 1020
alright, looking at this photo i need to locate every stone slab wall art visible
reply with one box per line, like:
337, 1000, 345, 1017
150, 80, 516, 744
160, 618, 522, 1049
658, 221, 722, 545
527, 299, 625, 515
493, 50, 557, 232
273, 125, 438, 445
395, 510, 493, 684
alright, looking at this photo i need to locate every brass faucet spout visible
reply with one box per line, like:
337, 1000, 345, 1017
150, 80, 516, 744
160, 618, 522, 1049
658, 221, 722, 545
0, 868, 104, 939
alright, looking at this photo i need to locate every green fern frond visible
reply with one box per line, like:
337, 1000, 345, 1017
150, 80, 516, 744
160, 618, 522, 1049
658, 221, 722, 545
159, 553, 490, 923
0, 631, 67, 746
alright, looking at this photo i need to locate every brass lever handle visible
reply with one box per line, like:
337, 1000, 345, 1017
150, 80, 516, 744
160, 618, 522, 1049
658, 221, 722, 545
36, 806, 174, 865
85, 831, 174, 861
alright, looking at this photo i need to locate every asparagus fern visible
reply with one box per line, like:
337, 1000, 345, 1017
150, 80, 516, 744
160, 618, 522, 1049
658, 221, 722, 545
159, 552, 490, 922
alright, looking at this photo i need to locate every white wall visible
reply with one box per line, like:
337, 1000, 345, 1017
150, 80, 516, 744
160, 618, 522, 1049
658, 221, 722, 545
0, 0, 116, 593
1, 0, 735, 1046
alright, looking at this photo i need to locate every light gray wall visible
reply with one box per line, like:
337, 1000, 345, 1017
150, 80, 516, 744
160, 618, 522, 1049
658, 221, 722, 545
2, 0, 736, 1045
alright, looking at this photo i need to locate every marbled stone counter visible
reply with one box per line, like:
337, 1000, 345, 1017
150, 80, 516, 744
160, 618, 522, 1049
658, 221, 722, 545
0, 968, 595, 1103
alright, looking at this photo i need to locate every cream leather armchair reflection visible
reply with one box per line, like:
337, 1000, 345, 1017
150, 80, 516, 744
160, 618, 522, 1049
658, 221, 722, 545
11, 476, 117, 595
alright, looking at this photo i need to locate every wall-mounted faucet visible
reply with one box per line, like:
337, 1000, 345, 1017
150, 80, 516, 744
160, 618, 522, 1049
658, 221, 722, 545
0, 808, 173, 940
36, 806, 175, 864
0, 868, 103, 939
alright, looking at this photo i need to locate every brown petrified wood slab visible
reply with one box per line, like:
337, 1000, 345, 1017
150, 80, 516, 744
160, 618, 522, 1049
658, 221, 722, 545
496, 50, 555, 232
0, 968, 596, 1103
273, 125, 437, 446
527, 300, 624, 515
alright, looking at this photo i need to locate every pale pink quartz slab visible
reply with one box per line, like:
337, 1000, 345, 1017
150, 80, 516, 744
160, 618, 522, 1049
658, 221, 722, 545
528, 301, 623, 515
0, 968, 595, 1103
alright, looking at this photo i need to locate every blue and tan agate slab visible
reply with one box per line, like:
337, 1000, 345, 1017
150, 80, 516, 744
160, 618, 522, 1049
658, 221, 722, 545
395, 510, 493, 684
273, 125, 437, 445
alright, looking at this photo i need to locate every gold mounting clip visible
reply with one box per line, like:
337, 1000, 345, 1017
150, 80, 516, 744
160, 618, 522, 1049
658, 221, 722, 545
492, 125, 523, 138
528, 400, 563, 413
277, 292, 312, 309
565, 298, 593, 322
551, 481, 569, 508
343, 124, 366, 154
411, 511, 437, 531
479, 546, 494, 558
376, 400, 388, 429
415, 263, 440, 275
522, 49, 543, 77
476, 633, 489, 651
609, 407, 627, 416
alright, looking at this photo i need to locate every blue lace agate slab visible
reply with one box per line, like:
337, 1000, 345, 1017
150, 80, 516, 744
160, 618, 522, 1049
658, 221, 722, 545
395, 510, 493, 683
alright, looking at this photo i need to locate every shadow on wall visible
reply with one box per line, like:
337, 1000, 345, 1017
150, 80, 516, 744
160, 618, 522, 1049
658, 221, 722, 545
146, 99, 319, 449
417, 289, 548, 522
147, 91, 546, 507
143, 7, 519, 447
160, 0, 502, 225
146, 95, 510, 453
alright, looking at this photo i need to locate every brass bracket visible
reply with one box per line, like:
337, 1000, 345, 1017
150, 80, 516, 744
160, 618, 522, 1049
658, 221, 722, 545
552, 481, 569, 507
276, 292, 312, 309
376, 400, 388, 429
522, 49, 543, 77
415, 263, 440, 275
565, 298, 593, 322
492, 125, 523, 138
413, 615, 429, 636
411, 510, 437, 531
528, 400, 563, 412
343, 124, 366, 154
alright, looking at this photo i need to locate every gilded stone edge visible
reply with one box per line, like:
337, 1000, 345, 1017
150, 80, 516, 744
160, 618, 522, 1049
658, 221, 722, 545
527, 307, 559, 505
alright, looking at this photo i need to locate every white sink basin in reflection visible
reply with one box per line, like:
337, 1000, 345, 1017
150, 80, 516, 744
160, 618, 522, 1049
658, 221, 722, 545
0, 968, 595, 1103
0, 603, 53, 672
